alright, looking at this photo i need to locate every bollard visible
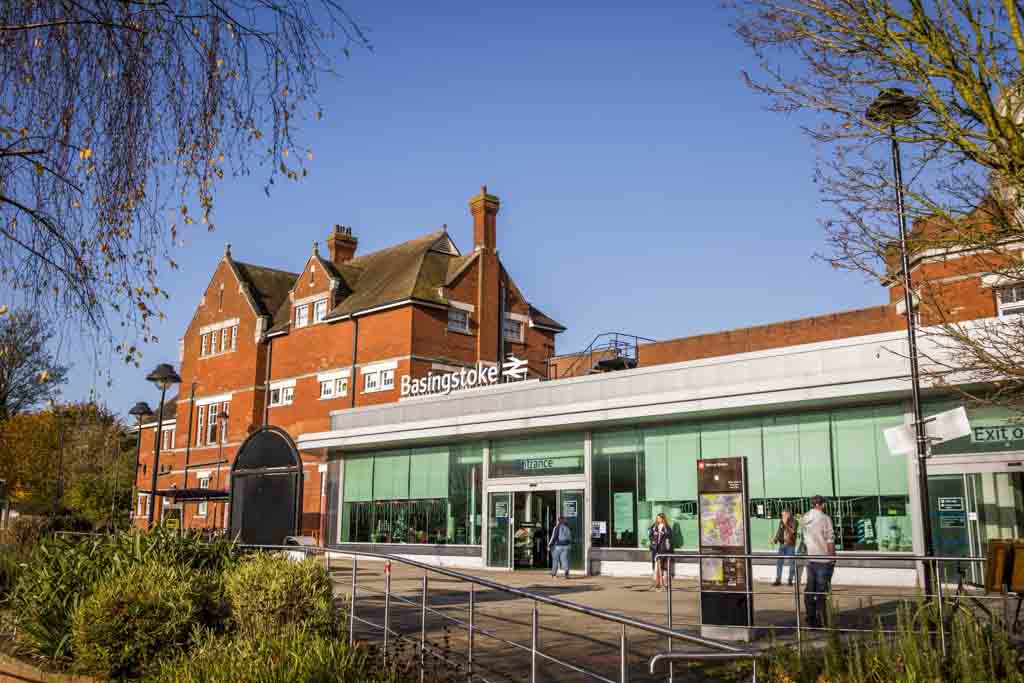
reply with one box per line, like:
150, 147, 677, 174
349, 556, 357, 646
619, 623, 629, 683
383, 561, 392, 660
468, 583, 475, 677
531, 601, 539, 683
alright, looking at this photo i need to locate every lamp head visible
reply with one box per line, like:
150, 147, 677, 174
866, 88, 921, 124
129, 401, 154, 421
146, 363, 181, 391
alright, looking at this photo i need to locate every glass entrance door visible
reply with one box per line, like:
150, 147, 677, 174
487, 492, 511, 569
928, 475, 970, 583
558, 489, 585, 571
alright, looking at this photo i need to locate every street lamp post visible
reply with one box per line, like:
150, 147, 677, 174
128, 401, 153, 523
867, 88, 935, 592
145, 364, 181, 527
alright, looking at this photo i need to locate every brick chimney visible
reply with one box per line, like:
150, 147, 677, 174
327, 225, 357, 266
469, 186, 500, 251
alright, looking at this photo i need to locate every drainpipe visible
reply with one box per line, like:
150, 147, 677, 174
498, 274, 506, 380
349, 316, 359, 409
263, 336, 273, 427
183, 382, 197, 478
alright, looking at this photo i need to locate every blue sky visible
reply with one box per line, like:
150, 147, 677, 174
65, 1, 883, 412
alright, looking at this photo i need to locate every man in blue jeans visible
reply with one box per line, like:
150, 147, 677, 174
801, 495, 835, 628
548, 516, 572, 579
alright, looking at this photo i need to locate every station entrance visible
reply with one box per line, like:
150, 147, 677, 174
486, 487, 585, 572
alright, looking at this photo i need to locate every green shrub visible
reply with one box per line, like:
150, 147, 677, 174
148, 625, 461, 683
8, 528, 240, 664
758, 601, 1024, 683
224, 553, 340, 640
8, 537, 112, 661
70, 561, 213, 680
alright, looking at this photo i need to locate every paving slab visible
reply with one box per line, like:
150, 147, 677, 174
327, 559, 917, 682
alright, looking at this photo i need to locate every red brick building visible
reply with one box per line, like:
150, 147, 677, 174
133, 187, 565, 537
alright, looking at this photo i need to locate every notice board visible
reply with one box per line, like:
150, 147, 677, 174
697, 457, 753, 633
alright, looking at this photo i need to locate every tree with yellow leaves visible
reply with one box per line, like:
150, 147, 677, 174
0, 1, 368, 363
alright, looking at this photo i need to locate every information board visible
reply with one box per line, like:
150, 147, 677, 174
697, 457, 753, 638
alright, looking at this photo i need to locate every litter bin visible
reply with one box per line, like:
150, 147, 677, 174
986, 539, 1013, 592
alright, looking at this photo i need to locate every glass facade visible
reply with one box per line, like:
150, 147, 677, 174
591, 405, 912, 553
339, 442, 483, 545
489, 432, 585, 478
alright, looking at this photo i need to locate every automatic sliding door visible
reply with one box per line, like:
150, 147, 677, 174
559, 489, 585, 571
487, 492, 512, 569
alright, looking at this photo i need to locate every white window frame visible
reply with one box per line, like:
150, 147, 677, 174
162, 429, 175, 450
335, 377, 348, 397
137, 493, 150, 517
206, 403, 218, 445
319, 379, 334, 399
196, 405, 205, 446
210, 330, 219, 354
998, 284, 1024, 317
268, 380, 296, 407
448, 308, 470, 334
197, 477, 210, 517
295, 304, 309, 328
381, 368, 395, 390
221, 328, 229, 352
313, 298, 328, 323
201, 333, 208, 356
503, 316, 524, 343
230, 325, 238, 350
364, 370, 380, 393
220, 403, 229, 443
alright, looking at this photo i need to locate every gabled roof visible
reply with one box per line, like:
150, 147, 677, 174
234, 262, 299, 321
326, 230, 453, 319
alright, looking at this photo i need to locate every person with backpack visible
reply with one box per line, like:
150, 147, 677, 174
548, 516, 572, 578
649, 513, 673, 591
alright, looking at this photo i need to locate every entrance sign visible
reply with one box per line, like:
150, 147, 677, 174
400, 355, 528, 398
697, 457, 753, 641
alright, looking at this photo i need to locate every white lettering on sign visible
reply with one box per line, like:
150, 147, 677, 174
400, 356, 527, 398
971, 425, 1024, 443
521, 458, 555, 471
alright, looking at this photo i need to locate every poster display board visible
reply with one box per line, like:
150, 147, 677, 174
697, 457, 753, 640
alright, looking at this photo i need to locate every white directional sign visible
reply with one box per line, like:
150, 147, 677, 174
884, 406, 972, 456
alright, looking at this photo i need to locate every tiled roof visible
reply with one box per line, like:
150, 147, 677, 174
234, 262, 298, 324
528, 304, 566, 331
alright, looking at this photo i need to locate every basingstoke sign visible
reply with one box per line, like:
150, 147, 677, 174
400, 355, 528, 398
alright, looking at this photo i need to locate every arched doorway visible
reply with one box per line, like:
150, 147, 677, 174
228, 426, 303, 545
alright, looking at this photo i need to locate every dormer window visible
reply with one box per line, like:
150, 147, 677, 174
295, 304, 309, 328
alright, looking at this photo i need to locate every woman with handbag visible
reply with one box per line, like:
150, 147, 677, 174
648, 513, 672, 591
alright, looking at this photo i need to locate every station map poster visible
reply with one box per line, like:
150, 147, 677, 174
697, 457, 753, 633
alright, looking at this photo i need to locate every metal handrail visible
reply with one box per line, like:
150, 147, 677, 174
244, 543, 755, 683
550, 331, 655, 379
654, 550, 1006, 662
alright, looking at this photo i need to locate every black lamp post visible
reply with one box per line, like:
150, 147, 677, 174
867, 88, 935, 591
145, 363, 181, 527
128, 401, 153, 522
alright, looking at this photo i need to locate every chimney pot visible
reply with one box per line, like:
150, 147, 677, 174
327, 225, 358, 266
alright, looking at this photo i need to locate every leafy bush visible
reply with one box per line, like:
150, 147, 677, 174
224, 553, 340, 640
7, 529, 240, 663
148, 625, 460, 683
8, 537, 113, 661
70, 562, 212, 680
759, 602, 1024, 683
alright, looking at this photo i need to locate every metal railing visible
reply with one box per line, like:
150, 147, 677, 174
245, 543, 759, 683
548, 332, 655, 379
654, 551, 1016, 660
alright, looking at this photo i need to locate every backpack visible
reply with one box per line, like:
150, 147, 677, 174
557, 523, 572, 544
